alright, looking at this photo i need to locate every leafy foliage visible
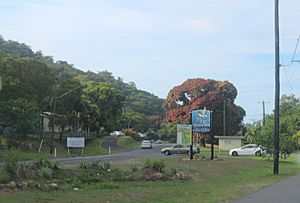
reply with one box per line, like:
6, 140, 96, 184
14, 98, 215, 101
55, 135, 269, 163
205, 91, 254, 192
163, 78, 245, 136
0, 36, 164, 139
249, 95, 300, 158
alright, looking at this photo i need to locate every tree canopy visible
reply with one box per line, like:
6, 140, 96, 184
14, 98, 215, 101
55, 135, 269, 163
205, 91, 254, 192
0, 36, 164, 139
163, 78, 245, 136
247, 94, 300, 158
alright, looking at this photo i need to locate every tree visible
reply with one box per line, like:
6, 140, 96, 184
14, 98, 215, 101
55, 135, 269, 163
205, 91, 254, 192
0, 98, 38, 138
0, 57, 54, 105
163, 78, 245, 136
250, 94, 300, 158
0, 36, 165, 137
54, 79, 84, 140
83, 82, 125, 132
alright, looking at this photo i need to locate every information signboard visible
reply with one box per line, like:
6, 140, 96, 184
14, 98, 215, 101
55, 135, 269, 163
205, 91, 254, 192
67, 137, 85, 148
177, 124, 192, 145
192, 109, 211, 132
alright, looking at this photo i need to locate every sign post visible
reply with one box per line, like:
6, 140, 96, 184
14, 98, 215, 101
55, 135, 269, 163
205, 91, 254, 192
192, 109, 213, 159
67, 137, 85, 155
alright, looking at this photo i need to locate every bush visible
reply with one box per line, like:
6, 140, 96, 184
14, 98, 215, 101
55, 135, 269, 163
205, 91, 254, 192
130, 164, 138, 172
102, 161, 111, 171
38, 167, 53, 180
33, 159, 60, 171
17, 162, 33, 179
0, 167, 10, 183
91, 161, 111, 171
5, 150, 19, 179
170, 168, 177, 175
122, 128, 139, 141
151, 160, 165, 173
79, 161, 88, 170
142, 159, 152, 169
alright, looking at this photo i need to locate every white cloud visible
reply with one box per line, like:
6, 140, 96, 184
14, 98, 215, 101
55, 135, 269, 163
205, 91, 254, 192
1, 0, 300, 123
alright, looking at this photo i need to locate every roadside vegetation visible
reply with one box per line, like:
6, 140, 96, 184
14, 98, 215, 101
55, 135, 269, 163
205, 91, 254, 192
0, 137, 107, 161
245, 95, 300, 158
117, 136, 140, 150
0, 155, 299, 203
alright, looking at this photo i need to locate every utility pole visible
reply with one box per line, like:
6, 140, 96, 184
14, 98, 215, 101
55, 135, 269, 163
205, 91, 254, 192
274, 0, 280, 175
51, 76, 58, 155
210, 111, 214, 160
258, 101, 270, 126
223, 98, 226, 136
222, 90, 226, 137
50, 79, 87, 156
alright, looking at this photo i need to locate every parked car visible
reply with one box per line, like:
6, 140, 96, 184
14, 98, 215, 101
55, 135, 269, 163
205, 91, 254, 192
161, 145, 199, 156
109, 131, 125, 137
229, 144, 265, 156
156, 139, 162, 144
140, 140, 152, 149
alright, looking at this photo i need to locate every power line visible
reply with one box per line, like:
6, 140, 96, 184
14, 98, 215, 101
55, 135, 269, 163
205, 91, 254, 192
282, 66, 295, 93
281, 34, 300, 67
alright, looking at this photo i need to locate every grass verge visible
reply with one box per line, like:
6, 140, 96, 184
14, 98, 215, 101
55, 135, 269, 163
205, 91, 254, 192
117, 136, 140, 150
0, 137, 107, 161
0, 157, 299, 203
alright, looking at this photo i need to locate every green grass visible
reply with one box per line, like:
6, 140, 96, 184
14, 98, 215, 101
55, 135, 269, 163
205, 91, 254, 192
0, 137, 108, 161
117, 136, 140, 149
0, 157, 299, 203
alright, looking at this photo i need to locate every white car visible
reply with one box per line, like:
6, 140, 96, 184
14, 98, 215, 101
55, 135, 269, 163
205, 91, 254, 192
140, 140, 152, 149
109, 131, 125, 137
229, 144, 264, 156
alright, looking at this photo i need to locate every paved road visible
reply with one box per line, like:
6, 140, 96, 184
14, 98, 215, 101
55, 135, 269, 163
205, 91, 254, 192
101, 136, 132, 153
51, 143, 172, 165
232, 174, 300, 203
233, 153, 300, 203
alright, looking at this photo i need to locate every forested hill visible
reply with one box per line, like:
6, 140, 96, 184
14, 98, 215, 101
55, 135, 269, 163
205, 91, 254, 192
0, 36, 164, 133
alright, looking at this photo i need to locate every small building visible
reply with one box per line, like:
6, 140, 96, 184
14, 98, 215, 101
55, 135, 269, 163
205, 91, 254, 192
40, 112, 64, 133
215, 136, 245, 150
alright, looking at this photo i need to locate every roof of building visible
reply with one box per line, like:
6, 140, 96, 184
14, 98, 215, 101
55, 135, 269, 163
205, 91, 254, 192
214, 136, 245, 139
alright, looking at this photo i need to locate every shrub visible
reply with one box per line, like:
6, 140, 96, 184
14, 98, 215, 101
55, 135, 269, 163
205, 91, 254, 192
33, 159, 60, 171
50, 161, 61, 171
4, 150, 19, 179
79, 161, 88, 170
151, 160, 165, 173
130, 164, 138, 172
0, 167, 10, 183
122, 128, 139, 141
170, 167, 177, 175
142, 159, 152, 169
38, 167, 53, 180
102, 161, 111, 171
91, 161, 111, 171
17, 162, 33, 179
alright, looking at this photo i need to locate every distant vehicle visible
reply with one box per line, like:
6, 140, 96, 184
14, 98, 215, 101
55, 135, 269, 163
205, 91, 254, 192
229, 144, 265, 156
109, 131, 125, 137
161, 145, 199, 156
141, 140, 152, 149
156, 139, 162, 144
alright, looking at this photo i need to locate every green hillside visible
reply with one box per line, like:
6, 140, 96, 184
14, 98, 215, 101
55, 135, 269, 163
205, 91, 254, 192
0, 35, 164, 141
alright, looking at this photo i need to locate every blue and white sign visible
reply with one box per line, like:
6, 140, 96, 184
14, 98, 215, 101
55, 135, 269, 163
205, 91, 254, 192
192, 110, 211, 132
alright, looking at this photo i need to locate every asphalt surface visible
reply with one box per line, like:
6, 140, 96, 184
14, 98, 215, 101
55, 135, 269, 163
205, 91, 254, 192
232, 174, 300, 203
50, 143, 172, 165
232, 154, 300, 203
101, 136, 133, 153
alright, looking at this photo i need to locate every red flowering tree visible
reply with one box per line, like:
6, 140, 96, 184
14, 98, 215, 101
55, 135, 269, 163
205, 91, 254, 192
163, 78, 245, 136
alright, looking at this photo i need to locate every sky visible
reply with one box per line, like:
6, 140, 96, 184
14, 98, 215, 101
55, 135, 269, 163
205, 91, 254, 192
0, 0, 300, 123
